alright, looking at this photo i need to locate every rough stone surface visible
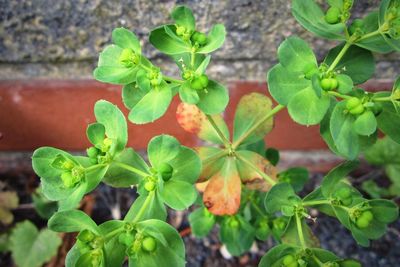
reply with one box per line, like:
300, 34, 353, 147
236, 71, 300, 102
0, 0, 398, 81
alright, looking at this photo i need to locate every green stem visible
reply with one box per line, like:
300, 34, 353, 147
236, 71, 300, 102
302, 199, 331, 207
236, 154, 277, 186
312, 254, 325, 267
251, 200, 268, 218
327, 91, 352, 100
113, 162, 150, 178
190, 49, 196, 68
232, 104, 285, 149
373, 96, 397, 102
202, 150, 229, 165
163, 75, 184, 84
356, 29, 382, 42
327, 41, 352, 72
205, 114, 231, 148
132, 191, 155, 223
296, 213, 306, 248
104, 227, 124, 242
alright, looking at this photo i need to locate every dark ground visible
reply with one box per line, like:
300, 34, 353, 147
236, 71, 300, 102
1, 170, 399, 267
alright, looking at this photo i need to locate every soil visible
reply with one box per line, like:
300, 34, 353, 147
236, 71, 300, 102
1, 170, 399, 267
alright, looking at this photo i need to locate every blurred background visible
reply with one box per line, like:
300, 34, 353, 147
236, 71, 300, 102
0, 0, 399, 266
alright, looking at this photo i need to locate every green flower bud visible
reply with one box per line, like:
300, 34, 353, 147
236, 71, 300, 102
190, 77, 204, 90
349, 19, 365, 35
144, 181, 156, 192
87, 147, 99, 158
198, 74, 209, 88
119, 48, 139, 68
337, 187, 351, 199
90, 236, 104, 249
282, 254, 296, 265
356, 217, 370, 228
325, 7, 341, 24
356, 210, 374, 228
118, 233, 135, 246
191, 31, 207, 45
77, 229, 96, 243
362, 210, 374, 221
182, 70, 193, 80
101, 138, 113, 153
61, 172, 78, 188
229, 218, 240, 228
62, 160, 75, 171
346, 97, 365, 115
72, 166, 85, 180
141, 236, 157, 252
158, 162, 174, 181
176, 25, 186, 36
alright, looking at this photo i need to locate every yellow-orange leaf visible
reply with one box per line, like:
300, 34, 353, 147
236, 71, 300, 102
203, 157, 241, 215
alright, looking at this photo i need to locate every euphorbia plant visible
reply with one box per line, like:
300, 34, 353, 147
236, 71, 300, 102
31, 1, 400, 266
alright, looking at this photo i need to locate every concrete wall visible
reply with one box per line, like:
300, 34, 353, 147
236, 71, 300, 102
1, 0, 398, 81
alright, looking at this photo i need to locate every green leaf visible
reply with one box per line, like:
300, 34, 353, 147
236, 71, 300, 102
48, 210, 100, 234
196, 80, 229, 114
136, 69, 151, 92
122, 83, 148, 109
128, 82, 172, 124
336, 74, 354, 94
94, 100, 128, 154
168, 146, 202, 184
161, 180, 197, 210
330, 101, 360, 159
219, 216, 255, 256
377, 101, 400, 143
149, 25, 191, 55
369, 199, 399, 223
171, 5, 195, 31
124, 192, 167, 222
10, 221, 61, 267
233, 92, 274, 146
103, 148, 149, 187
85, 165, 109, 193
292, 0, 346, 40
278, 36, 317, 73
57, 183, 86, 211
195, 55, 211, 75
355, 12, 394, 53
94, 45, 138, 85
259, 244, 299, 267
321, 161, 359, 198
32, 188, 57, 219
197, 24, 226, 54
179, 82, 200, 104
278, 167, 309, 192
130, 219, 185, 267
354, 110, 377, 136
281, 216, 319, 248
265, 147, 280, 166
324, 44, 375, 84
86, 123, 105, 146
267, 64, 311, 105
112, 27, 141, 54
188, 207, 216, 237
264, 182, 300, 214
288, 87, 331, 126
379, 0, 400, 51
147, 135, 181, 168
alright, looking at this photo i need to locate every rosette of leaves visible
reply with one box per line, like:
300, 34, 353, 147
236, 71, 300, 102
303, 161, 399, 247
259, 244, 361, 267
48, 210, 185, 267
32, 100, 136, 210
177, 92, 278, 216
292, 0, 400, 53
149, 6, 229, 115
124, 134, 201, 221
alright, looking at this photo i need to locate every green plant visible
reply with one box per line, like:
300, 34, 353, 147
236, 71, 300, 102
31, 1, 400, 266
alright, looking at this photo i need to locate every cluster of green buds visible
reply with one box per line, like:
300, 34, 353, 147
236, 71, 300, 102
175, 23, 208, 47
119, 48, 140, 68
324, 0, 353, 24
52, 155, 85, 188
76, 230, 104, 266
256, 218, 271, 240
354, 209, 374, 229
86, 138, 113, 164
333, 187, 353, 206
386, 2, 400, 39
119, 227, 157, 256
190, 74, 209, 90
147, 67, 163, 87
158, 162, 174, 181
228, 216, 240, 228
320, 75, 339, 91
